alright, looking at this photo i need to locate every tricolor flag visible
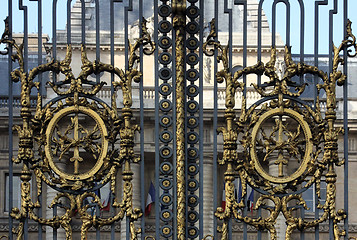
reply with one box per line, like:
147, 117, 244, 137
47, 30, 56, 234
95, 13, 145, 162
247, 185, 254, 213
234, 178, 254, 213
101, 190, 111, 211
234, 178, 242, 202
145, 181, 155, 216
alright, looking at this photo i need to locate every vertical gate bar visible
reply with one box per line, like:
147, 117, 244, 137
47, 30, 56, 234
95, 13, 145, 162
37, 1, 43, 238
139, 0, 145, 239
7, 0, 13, 239
343, 0, 349, 238
286, 1, 291, 47
223, 1, 233, 238
328, 2, 338, 239
95, 0, 100, 83
272, 1, 290, 47
242, 1, 248, 239
257, 208, 262, 240
298, 2, 305, 240
257, 0, 263, 85
96, 205, 100, 240
314, 183, 319, 240
52, 0, 57, 82
81, 0, 85, 44
172, 1, 187, 238
223, 0, 232, 70
53, 206, 57, 240
313, 2, 327, 237
109, 1, 115, 239
124, 2, 131, 240
298, 0, 304, 62
18, 2, 29, 238
153, 0, 160, 239
213, 0, 218, 238
298, 0, 304, 87
313, 0, 321, 109
172, 3, 178, 239
67, 0, 72, 44
272, 2, 276, 47
124, 1, 129, 70
95, 2, 101, 237
293, 2, 301, 239
37, 0, 43, 94
19, 1, 28, 74
199, 0, 204, 238
184, 63, 188, 240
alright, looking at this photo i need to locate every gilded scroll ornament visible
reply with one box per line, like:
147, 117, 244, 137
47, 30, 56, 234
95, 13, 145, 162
0, 17, 155, 240
204, 18, 356, 240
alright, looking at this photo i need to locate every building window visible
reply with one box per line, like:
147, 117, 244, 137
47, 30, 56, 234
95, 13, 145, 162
204, 129, 211, 143
5, 174, 22, 212
349, 137, 356, 152
302, 181, 326, 214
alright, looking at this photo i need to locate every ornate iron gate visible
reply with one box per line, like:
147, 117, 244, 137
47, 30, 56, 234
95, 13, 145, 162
0, 0, 355, 239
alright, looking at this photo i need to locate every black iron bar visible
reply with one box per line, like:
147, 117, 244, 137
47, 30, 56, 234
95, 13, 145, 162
258, 0, 264, 85
67, 0, 72, 44
313, 1, 327, 239
52, 0, 57, 83
37, 0, 43, 238
139, 0, 145, 239
18, 2, 28, 238
95, 0, 100, 83
81, 0, 85, 44
199, 0, 204, 238
109, 1, 115, 239
328, 1, 338, 239
154, 0, 160, 239
213, 0, 218, 238
8, 0, 13, 239
343, 0, 349, 239
224, 1, 232, 238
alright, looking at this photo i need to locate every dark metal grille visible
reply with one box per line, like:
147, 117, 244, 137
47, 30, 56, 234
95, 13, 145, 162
0, 0, 354, 240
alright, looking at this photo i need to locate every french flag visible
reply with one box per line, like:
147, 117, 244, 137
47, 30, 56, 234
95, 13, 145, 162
247, 185, 254, 213
101, 191, 111, 211
145, 181, 155, 216
234, 178, 254, 213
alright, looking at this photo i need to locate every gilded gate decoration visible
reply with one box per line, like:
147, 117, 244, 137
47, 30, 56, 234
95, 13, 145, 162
0, 15, 155, 239
0, 0, 355, 239
203, 18, 356, 240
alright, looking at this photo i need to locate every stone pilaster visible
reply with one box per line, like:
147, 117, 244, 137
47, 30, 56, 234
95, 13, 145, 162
45, 161, 66, 240
120, 162, 141, 239
203, 156, 214, 236
45, 187, 66, 240
268, 157, 287, 240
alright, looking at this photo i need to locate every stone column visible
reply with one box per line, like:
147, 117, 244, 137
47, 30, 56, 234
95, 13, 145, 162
203, 155, 214, 236
45, 188, 66, 240
268, 158, 287, 240
45, 162, 66, 240
120, 162, 141, 239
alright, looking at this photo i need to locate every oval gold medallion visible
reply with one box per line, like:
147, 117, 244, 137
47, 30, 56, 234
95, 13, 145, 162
45, 106, 108, 181
250, 108, 312, 184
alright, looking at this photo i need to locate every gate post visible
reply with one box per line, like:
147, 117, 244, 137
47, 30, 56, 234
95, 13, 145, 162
172, 1, 187, 239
